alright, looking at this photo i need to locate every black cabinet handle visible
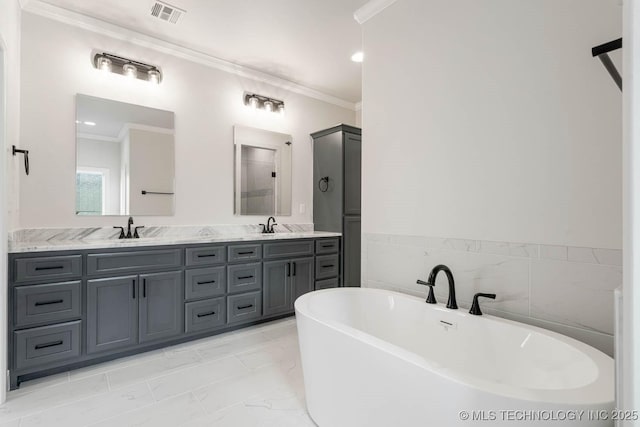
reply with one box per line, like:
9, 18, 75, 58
132, 279, 136, 299
323, 264, 335, 268
292, 262, 297, 276
34, 299, 64, 306
196, 280, 216, 285
238, 251, 254, 255
35, 266, 64, 271
286, 262, 290, 277
238, 275, 254, 280
237, 304, 254, 310
35, 340, 63, 350
322, 244, 334, 248
143, 279, 147, 298
197, 254, 217, 258
197, 311, 216, 318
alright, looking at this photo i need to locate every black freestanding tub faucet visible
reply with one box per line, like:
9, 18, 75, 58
427, 264, 457, 309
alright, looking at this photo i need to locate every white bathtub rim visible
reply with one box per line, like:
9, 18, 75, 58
295, 287, 614, 407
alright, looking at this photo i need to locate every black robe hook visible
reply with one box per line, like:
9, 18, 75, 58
12, 145, 29, 175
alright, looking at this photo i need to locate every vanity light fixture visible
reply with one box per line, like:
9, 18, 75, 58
243, 92, 285, 115
93, 52, 163, 84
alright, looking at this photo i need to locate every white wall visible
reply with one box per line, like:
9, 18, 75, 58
361, 0, 622, 355
0, 0, 21, 404
17, 12, 356, 229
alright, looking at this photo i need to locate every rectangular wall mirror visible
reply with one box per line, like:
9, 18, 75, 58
234, 125, 292, 216
76, 94, 175, 216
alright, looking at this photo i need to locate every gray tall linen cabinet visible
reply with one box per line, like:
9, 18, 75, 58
312, 124, 361, 287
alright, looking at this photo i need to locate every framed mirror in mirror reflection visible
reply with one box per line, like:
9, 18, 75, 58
234, 125, 292, 216
75, 94, 176, 216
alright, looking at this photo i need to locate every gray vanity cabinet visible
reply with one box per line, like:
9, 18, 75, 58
87, 271, 182, 354
87, 276, 138, 354
8, 236, 340, 390
263, 257, 314, 316
139, 271, 183, 343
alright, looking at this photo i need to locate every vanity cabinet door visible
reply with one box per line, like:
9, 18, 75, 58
263, 260, 291, 316
139, 271, 183, 344
87, 276, 138, 354
291, 257, 314, 304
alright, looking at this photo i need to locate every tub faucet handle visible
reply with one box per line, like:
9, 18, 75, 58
416, 279, 437, 304
469, 293, 496, 316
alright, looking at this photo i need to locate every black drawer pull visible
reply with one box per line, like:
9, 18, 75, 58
197, 254, 217, 258
322, 244, 334, 248
34, 266, 64, 271
197, 311, 216, 318
35, 340, 63, 350
237, 251, 254, 255
238, 275, 254, 280
196, 280, 216, 285
237, 304, 254, 310
292, 262, 296, 276
323, 264, 335, 268
34, 299, 64, 306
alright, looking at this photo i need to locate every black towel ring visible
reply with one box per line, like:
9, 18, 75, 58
318, 176, 329, 192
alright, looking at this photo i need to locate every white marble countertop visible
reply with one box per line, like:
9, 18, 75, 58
8, 225, 341, 253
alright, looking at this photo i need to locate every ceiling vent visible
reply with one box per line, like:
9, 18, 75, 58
150, 1, 185, 24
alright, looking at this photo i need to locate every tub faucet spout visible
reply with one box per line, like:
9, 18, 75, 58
427, 264, 457, 309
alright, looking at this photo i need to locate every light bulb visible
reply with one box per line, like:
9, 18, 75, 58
123, 63, 137, 79
264, 100, 273, 112
248, 96, 259, 109
278, 104, 285, 115
148, 69, 161, 84
97, 56, 112, 72
351, 51, 364, 63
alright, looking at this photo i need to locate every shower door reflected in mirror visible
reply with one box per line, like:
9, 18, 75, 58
234, 125, 292, 216
76, 94, 175, 216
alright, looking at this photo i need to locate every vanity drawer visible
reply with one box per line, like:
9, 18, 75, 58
315, 277, 339, 290
87, 249, 182, 275
263, 240, 314, 259
315, 255, 339, 280
228, 245, 262, 263
14, 321, 81, 370
227, 263, 262, 294
227, 291, 262, 325
185, 267, 226, 301
315, 239, 339, 255
186, 246, 226, 267
14, 281, 82, 327
185, 298, 226, 333
14, 255, 82, 284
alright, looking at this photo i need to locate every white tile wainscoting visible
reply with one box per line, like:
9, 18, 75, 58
362, 234, 622, 356
0, 318, 313, 427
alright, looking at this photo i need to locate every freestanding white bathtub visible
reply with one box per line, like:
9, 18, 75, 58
295, 288, 614, 427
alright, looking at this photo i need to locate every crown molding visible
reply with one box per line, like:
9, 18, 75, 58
354, 0, 399, 25
22, 0, 358, 111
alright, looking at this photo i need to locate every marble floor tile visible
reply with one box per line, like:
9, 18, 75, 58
89, 392, 206, 427
19, 382, 155, 427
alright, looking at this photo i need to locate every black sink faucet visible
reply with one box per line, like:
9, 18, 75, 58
427, 264, 458, 309
469, 293, 496, 316
126, 217, 134, 239
260, 216, 278, 234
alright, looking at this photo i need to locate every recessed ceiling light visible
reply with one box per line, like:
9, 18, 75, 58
84, 121, 96, 126
351, 51, 364, 63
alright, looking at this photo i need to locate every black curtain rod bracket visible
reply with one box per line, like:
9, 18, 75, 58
592, 38, 622, 91
12, 145, 29, 175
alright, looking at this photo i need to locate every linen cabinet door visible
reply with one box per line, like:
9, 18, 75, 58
139, 271, 183, 343
291, 257, 314, 305
87, 276, 138, 354
263, 260, 291, 316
